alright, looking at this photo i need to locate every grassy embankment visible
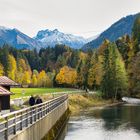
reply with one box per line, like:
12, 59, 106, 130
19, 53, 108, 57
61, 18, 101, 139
11, 88, 76, 99
11, 88, 119, 114
10, 87, 77, 111
135, 94, 140, 98
68, 93, 118, 115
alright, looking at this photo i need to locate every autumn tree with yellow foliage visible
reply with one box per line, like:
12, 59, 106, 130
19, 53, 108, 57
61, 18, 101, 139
88, 52, 103, 90
38, 70, 52, 87
56, 66, 77, 86
0, 63, 4, 76
7, 54, 17, 80
16, 58, 32, 85
31, 70, 38, 87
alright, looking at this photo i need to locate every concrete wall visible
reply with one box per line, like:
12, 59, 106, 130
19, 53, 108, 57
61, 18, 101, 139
9, 100, 68, 140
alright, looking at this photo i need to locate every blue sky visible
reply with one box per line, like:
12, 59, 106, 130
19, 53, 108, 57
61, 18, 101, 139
0, 0, 140, 38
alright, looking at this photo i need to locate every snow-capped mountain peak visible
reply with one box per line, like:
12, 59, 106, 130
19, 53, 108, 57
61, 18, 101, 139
34, 29, 88, 49
0, 26, 10, 30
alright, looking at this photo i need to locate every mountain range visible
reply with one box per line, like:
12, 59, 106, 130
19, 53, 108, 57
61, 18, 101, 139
0, 13, 138, 50
0, 26, 43, 50
82, 13, 138, 50
0, 27, 89, 50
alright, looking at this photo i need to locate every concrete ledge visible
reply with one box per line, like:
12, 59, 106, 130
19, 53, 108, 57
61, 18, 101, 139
9, 100, 68, 140
42, 108, 70, 140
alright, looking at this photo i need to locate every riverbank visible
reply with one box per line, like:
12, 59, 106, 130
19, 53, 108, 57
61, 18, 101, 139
11, 93, 122, 114
68, 94, 122, 115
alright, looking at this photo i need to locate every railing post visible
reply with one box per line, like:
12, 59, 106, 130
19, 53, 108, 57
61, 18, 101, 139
5, 116, 8, 140
14, 114, 17, 134
20, 112, 23, 130
46, 103, 48, 114
40, 105, 43, 118
38, 105, 41, 120
26, 109, 28, 127
48, 102, 50, 112
42, 105, 44, 116
32, 107, 34, 122
30, 108, 33, 124
34, 107, 37, 122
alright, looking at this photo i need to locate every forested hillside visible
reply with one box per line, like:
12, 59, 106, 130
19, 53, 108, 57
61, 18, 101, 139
83, 13, 137, 50
0, 14, 140, 100
0, 44, 88, 88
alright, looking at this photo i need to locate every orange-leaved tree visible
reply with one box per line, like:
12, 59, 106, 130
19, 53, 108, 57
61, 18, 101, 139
55, 66, 77, 86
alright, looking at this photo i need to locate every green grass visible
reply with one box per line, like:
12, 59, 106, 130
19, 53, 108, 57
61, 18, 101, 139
11, 88, 75, 99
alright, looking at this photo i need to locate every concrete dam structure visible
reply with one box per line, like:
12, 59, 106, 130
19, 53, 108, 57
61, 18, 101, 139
0, 94, 69, 140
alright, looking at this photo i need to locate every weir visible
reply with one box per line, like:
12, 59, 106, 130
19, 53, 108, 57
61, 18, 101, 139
122, 97, 140, 104
0, 94, 68, 140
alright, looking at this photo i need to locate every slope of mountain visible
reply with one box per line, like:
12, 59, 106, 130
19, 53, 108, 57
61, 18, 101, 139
0, 26, 43, 50
34, 29, 88, 49
82, 14, 138, 50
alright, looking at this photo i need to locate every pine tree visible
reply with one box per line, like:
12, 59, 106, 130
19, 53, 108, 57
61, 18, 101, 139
130, 52, 140, 96
77, 61, 85, 88
0, 45, 9, 75
116, 35, 134, 68
101, 43, 128, 99
132, 14, 140, 53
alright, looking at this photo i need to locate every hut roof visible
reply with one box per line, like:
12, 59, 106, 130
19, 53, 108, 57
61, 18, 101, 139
0, 76, 19, 86
0, 86, 13, 96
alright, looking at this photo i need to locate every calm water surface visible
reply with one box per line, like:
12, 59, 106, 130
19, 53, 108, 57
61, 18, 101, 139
59, 104, 140, 140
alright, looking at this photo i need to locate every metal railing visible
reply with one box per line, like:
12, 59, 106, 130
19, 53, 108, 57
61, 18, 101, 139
0, 94, 68, 140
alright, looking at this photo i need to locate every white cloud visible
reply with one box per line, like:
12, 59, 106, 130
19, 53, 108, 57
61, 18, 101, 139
0, 0, 140, 37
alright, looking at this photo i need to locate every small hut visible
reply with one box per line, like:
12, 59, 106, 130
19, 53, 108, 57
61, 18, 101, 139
0, 76, 19, 114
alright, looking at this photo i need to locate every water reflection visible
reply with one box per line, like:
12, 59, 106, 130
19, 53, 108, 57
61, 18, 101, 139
58, 104, 140, 140
91, 104, 140, 131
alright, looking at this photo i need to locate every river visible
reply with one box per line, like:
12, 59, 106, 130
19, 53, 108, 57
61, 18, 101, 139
58, 103, 140, 140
